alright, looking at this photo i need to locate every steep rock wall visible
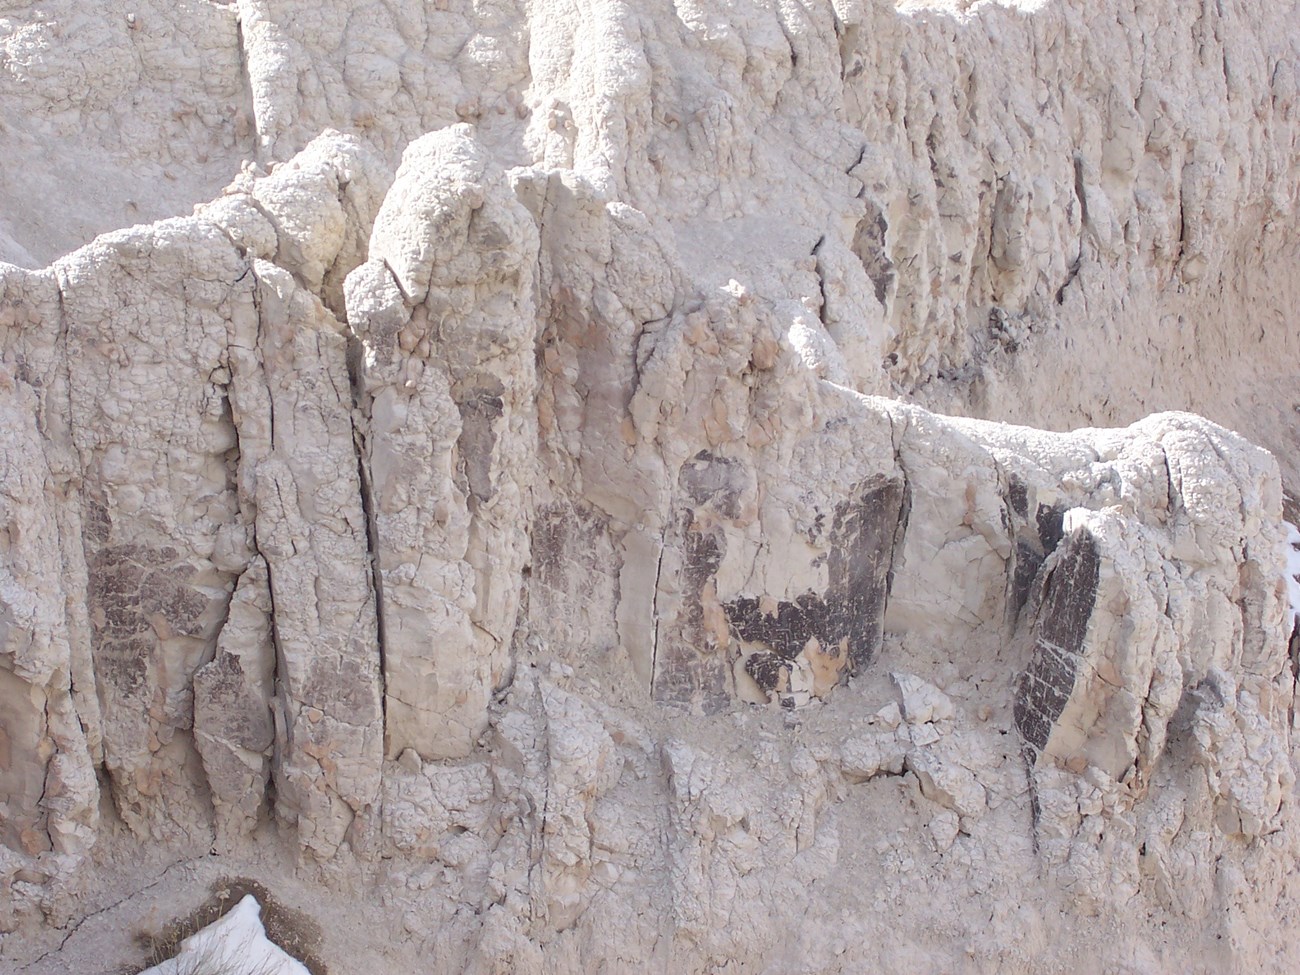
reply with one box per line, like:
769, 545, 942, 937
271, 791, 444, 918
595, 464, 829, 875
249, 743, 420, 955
1, 1, 1300, 973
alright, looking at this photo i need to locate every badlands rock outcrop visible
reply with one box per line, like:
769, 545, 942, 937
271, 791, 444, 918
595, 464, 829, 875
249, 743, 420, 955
2, 1, 1300, 973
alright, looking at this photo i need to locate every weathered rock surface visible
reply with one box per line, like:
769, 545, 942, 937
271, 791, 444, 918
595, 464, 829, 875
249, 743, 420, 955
349, 124, 540, 762
2, 1, 1300, 973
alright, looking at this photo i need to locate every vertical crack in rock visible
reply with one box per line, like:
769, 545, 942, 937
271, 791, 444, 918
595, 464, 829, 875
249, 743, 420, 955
847, 143, 868, 178
193, 557, 277, 849
1004, 470, 1032, 618
50, 270, 106, 775
263, 551, 288, 830
348, 126, 538, 761
216, 257, 385, 858
885, 408, 913, 581
1013, 527, 1101, 757
812, 235, 830, 331
189, 341, 277, 847
1071, 153, 1090, 232
1290, 628, 1300, 733
33, 695, 53, 852
628, 316, 662, 405
250, 275, 277, 450
1052, 155, 1089, 306
346, 336, 388, 740
49, 271, 70, 442
649, 532, 666, 698
232, 9, 262, 166
256, 518, 289, 722
1157, 442, 1178, 517
1175, 191, 1187, 266
53, 253, 133, 842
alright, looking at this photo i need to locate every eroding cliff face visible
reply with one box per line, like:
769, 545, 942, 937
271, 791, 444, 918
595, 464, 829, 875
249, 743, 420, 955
3, 2, 1300, 973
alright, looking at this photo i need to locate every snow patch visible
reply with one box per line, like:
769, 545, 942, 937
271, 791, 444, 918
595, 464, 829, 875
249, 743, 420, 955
139, 895, 309, 975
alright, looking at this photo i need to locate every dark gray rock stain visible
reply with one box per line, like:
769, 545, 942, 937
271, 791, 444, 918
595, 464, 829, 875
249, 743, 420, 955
851, 202, 895, 306
721, 474, 909, 704
84, 484, 111, 545
651, 515, 728, 712
1013, 528, 1100, 755
455, 379, 505, 504
529, 500, 621, 656
1036, 503, 1065, 552
1004, 472, 1068, 619
87, 545, 212, 699
679, 450, 747, 520
193, 651, 274, 754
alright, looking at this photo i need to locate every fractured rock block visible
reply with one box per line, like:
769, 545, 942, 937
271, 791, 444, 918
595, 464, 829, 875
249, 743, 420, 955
230, 264, 385, 859
725, 474, 909, 708
1013, 527, 1101, 756
890, 672, 955, 726
348, 124, 539, 762
193, 557, 275, 849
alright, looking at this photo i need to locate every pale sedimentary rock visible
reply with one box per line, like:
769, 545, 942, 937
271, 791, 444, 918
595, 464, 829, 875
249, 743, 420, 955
348, 124, 540, 761
192, 556, 275, 849
226, 259, 384, 859
2, 1, 1300, 973
0, 366, 98, 860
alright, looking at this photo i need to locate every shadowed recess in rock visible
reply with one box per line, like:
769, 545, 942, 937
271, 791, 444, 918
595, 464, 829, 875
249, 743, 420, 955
1006, 471, 1069, 620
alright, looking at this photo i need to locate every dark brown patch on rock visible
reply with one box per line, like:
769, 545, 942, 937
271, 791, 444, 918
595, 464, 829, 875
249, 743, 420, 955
1011, 539, 1045, 618
649, 454, 757, 710
1281, 487, 1300, 527
1290, 623, 1300, 687
829, 474, 909, 672
1002, 473, 1068, 620
1007, 473, 1029, 519
95, 635, 151, 694
534, 502, 612, 581
300, 653, 380, 728
651, 517, 728, 712
141, 566, 207, 638
529, 500, 621, 655
679, 450, 746, 519
86, 544, 227, 739
743, 652, 790, 707
89, 546, 210, 651
84, 484, 111, 545
1036, 503, 1065, 553
728, 592, 830, 659
722, 473, 909, 702
1013, 528, 1100, 754
193, 652, 274, 754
